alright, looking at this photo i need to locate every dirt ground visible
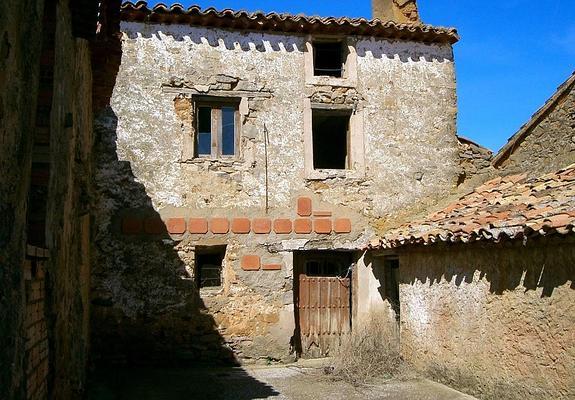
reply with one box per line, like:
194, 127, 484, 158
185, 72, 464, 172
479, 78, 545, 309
87, 362, 477, 400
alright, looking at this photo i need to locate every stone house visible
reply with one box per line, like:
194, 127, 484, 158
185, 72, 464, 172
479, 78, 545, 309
369, 72, 575, 399
90, 0, 463, 364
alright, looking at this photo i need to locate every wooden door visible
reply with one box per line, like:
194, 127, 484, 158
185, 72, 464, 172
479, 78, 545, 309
295, 252, 352, 358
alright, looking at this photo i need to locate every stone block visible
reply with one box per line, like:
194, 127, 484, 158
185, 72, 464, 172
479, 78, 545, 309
144, 217, 165, 234
189, 218, 208, 234
231, 218, 251, 234
334, 218, 352, 233
314, 219, 332, 234
294, 218, 312, 234
241, 255, 261, 271
297, 197, 312, 216
273, 219, 292, 234
253, 218, 271, 234
166, 218, 186, 234
122, 217, 143, 235
210, 218, 230, 234
262, 264, 282, 271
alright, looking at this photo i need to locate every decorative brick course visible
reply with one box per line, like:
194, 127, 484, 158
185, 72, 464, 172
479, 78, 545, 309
297, 197, 312, 217
231, 218, 251, 234
210, 218, 230, 234
144, 217, 165, 234
273, 219, 293, 234
253, 218, 271, 234
241, 255, 261, 271
262, 264, 282, 271
189, 218, 209, 234
313, 211, 332, 217
314, 219, 332, 234
166, 218, 186, 234
294, 218, 312, 234
334, 218, 352, 233
122, 217, 142, 234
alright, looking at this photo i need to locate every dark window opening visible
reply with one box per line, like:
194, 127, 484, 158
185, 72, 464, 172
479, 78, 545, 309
384, 257, 400, 323
303, 251, 352, 278
313, 41, 345, 78
312, 109, 350, 170
195, 246, 226, 288
195, 99, 238, 158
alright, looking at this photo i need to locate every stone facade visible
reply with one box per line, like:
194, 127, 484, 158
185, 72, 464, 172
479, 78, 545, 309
493, 73, 575, 176
91, 19, 459, 363
384, 239, 575, 400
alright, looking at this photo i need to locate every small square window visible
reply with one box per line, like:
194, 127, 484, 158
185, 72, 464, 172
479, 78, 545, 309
195, 99, 239, 158
195, 246, 226, 288
313, 41, 345, 78
312, 109, 351, 170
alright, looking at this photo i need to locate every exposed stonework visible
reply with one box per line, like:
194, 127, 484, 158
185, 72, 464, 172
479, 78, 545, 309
372, 0, 420, 24
92, 19, 459, 364
393, 240, 575, 400
456, 135, 493, 188
493, 72, 575, 176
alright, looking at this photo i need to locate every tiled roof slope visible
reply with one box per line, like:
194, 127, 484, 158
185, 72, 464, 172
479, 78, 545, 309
493, 70, 575, 166
375, 164, 575, 249
120, 1, 459, 44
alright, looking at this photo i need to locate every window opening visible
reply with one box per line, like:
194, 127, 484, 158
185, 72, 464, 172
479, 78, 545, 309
195, 246, 226, 288
303, 252, 351, 278
312, 109, 350, 170
195, 99, 238, 158
313, 41, 344, 78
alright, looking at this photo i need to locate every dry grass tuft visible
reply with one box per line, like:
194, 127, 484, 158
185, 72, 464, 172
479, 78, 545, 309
330, 311, 412, 385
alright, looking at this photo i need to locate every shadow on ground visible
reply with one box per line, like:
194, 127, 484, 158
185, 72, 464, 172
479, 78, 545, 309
87, 366, 280, 400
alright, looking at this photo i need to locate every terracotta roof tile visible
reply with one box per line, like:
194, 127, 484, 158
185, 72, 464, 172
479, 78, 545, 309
120, 1, 459, 44
375, 164, 575, 248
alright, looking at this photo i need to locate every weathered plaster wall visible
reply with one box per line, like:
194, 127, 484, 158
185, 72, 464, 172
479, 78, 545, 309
0, 0, 44, 398
396, 240, 575, 400
495, 83, 575, 176
92, 21, 459, 363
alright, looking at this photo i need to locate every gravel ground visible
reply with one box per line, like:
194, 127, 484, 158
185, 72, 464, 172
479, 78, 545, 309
87, 363, 477, 400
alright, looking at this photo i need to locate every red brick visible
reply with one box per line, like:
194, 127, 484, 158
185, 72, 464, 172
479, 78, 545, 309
253, 218, 271, 234
314, 219, 332, 234
189, 218, 208, 234
241, 255, 261, 271
313, 211, 332, 217
294, 218, 312, 234
166, 218, 186, 234
144, 217, 165, 234
297, 197, 312, 217
122, 217, 143, 235
334, 218, 352, 233
263, 264, 282, 271
210, 218, 230, 234
273, 219, 292, 234
231, 218, 251, 234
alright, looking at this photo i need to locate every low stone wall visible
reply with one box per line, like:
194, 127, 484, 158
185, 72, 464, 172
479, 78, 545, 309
396, 239, 575, 399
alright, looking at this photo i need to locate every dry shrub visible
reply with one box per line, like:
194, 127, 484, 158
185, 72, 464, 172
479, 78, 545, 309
331, 311, 408, 385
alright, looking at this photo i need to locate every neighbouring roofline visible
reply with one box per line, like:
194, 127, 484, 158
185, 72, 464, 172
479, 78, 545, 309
457, 135, 493, 153
493, 70, 575, 167
120, 1, 459, 44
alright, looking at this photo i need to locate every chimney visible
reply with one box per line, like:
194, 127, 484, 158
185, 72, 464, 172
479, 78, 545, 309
372, 0, 420, 24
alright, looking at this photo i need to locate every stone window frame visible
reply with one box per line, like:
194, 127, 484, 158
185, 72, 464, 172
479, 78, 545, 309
303, 99, 366, 180
304, 35, 358, 88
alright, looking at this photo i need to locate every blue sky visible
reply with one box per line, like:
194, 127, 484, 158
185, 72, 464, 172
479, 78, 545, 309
148, 0, 575, 151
